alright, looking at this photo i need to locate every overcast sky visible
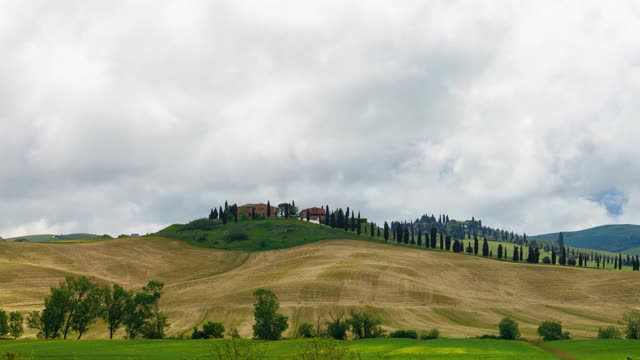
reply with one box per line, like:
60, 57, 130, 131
1, 1, 640, 238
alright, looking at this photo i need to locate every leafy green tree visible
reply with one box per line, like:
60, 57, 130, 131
125, 280, 168, 339
33, 276, 104, 339
8, 311, 23, 339
623, 310, 640, 339
537, 321, 569, 341
141, 280, 168, 339
0, 310, 7, 337
103, 284, 130, 339
252, 288, 288, 340
498, 317, 520, 340
327, 312, 348, 340
346, 310, 384, 339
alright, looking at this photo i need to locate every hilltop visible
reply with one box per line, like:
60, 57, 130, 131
533, 224, 640, 254
153, 218, 366, 251
1, 235, 638, 340
6, 233, 99, 243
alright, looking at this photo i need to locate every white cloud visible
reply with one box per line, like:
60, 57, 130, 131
1, 1, 640, 237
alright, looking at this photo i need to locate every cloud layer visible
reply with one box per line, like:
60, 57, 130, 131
1, 1, 640, 237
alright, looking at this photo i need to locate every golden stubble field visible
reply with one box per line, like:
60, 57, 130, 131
1, 237, 638, 339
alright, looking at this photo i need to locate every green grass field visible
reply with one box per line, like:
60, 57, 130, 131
153, 218, 367, 251
4, 338, 639, 359
0, 338, 562, 359
543, 339, 640, 359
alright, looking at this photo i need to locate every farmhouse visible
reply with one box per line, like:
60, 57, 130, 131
299, 207, 326, 223
238, 203, 277, 219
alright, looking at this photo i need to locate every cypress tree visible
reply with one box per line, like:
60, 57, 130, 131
306, 210, 310, 222
473, 236, 479, 255
403, 227, 410, 244
417, 229, 422, 247
445, 236, 452, 251
513, 246, 519, 261
440, 233, 444, 250
267, 201, 271, 217
578, 253, 583, 267
384, 222, 389, 241
619, 253, 623, 270
559, 247, 567, 266
551, 249, 556, 265
370, 222, 374, 238
377, 227, 381, 238
430, 230, 437, 248
357, 212, 361, 235
497, 244, 503, 259
325, 205, 330, 224
519, 246, 523, 261
482, 238, 489, 257
209, 209, 215, 220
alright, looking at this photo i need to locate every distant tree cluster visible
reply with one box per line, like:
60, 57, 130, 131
26, 276, 168, 340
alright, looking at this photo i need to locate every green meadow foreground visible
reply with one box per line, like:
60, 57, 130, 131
0, 338, 569, 359
2, 338, 640, 359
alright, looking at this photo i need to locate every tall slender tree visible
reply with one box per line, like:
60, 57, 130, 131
482, 238, 489, 257
383, 222, 389, 242
473, 236, 479, 255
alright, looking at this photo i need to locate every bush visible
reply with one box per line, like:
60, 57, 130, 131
327, 320, 349, 340
1, 352, 17, 360
542, 256, 551, 264
203, 322, 225, 339
389, 330, 418, 339
623, 311, 640, 339
225, 231, 249, 242
567, 258, 577, 266
537, 321, 570, 341
294, 337, 359, 360
498, 317, 520, 340
297, 323, 315, 338
420, 328, 440, 340
476, 334, 500, 339
210, 339, 267, 360
597, 326, 622, 339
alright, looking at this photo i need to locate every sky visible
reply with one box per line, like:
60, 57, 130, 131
1, 1, 640, 238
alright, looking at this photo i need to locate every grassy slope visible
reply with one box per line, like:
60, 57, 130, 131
0, 339, 559, 359
544, 339, 640, 360
6, 233, 99, 242
2, 237, 639, 340
532, 224, 640, 253
153, 218, 366, 251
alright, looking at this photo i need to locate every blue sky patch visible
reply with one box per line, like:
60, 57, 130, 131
590, 189, 629, 216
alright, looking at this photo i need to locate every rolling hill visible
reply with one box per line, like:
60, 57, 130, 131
1, 235, 638, 340
153, 218, 366, 251
6, 233, 99, 243
532, 224, 640, 254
